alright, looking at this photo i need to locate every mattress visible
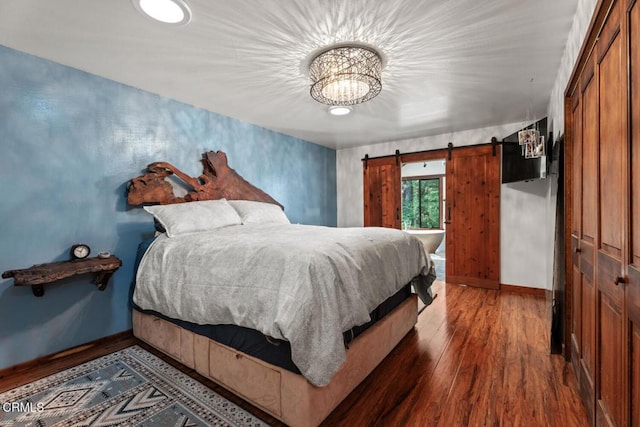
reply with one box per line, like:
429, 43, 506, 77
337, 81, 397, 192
132, 283, 411, 374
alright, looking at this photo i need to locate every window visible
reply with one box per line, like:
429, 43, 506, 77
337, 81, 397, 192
402, 176, 443, 229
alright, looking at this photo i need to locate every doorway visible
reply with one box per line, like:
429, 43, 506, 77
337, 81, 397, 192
401, 159, 446, 281
363, 144, 501, 288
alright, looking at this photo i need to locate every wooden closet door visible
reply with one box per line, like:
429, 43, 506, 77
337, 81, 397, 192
570, 92, 584, 380
595, 3, 626, 425
579, 56, 599, 422
363, 157, 401, 228
628, 2, 640, 425
567, 1, 637, 424
445, 145, 500, 289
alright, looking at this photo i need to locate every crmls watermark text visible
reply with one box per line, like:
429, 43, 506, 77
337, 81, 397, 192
1, 402, 45, 413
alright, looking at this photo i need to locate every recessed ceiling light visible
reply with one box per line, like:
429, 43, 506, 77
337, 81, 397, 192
328, 106, 352, 116
133, 0, 192, 25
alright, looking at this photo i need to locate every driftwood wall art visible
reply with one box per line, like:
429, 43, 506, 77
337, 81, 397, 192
127, 151, 283, 208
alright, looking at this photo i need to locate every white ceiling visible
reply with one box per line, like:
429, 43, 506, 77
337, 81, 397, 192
0, 0, 579, 149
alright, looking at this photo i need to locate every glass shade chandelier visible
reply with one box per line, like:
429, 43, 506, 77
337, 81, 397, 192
309, 45, 382, 106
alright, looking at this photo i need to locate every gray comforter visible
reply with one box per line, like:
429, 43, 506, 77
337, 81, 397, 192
134, 223, 434, 386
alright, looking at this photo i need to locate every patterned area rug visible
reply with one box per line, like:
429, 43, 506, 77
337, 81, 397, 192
0, 346, 269, 426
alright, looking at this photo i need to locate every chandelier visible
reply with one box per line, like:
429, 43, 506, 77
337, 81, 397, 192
309, 45, 382, 106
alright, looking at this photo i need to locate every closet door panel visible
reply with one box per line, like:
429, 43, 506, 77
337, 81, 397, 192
630, 2, 640, 425
580, 64, 599, 418
582, 273, 597, 396
572, 263, 583, 365
571, 95, 584, 373
572, 246, 583, 372
634, 0, 640, 266
630, 321, 640, 427
582, 73, 598, 246
573, 97, 583, 238
596, 10, 625, 425
599, 36, 624, 259
598, 295, 624, 426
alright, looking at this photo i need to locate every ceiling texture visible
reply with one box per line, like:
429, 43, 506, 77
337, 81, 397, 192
0, 0, 579, 149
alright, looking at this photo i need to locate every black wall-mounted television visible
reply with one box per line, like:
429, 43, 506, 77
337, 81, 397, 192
501, 118, 549, 184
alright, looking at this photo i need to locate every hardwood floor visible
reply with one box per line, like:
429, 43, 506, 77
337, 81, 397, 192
0, 281, 588, 427
0, 330, 135, 392
324, 281, 588, 427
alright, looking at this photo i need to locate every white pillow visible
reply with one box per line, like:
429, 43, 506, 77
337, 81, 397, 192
228, 200, 290, 225
143, 199, 242, 237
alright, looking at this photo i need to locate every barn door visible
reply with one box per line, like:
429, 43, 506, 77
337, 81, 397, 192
445, 145, 500, 289
363, 156, 401, 228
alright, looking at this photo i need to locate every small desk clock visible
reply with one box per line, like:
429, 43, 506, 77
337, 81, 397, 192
71, 244, 90, 260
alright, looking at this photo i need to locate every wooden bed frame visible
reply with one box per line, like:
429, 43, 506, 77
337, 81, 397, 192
128, 151, 418, 426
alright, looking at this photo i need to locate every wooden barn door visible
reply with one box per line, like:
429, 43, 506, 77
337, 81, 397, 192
363, 156, 401, 228
445, 145, 500, 289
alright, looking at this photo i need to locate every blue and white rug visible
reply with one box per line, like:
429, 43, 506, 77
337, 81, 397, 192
0, 345, 269, 427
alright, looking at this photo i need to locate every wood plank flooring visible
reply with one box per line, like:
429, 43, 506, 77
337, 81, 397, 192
0, 281, 588, 426
324, 281, 588, 426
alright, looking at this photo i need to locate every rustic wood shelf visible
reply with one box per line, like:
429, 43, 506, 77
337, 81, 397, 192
2, 256, 122, 297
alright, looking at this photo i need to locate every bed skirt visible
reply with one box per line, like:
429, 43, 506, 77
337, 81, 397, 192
132, 294, 417, 427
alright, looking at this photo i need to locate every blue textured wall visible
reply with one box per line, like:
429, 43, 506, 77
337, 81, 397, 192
0, 45, 336, 369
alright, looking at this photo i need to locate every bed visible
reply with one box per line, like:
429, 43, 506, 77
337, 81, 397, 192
128, 151, 435, 426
